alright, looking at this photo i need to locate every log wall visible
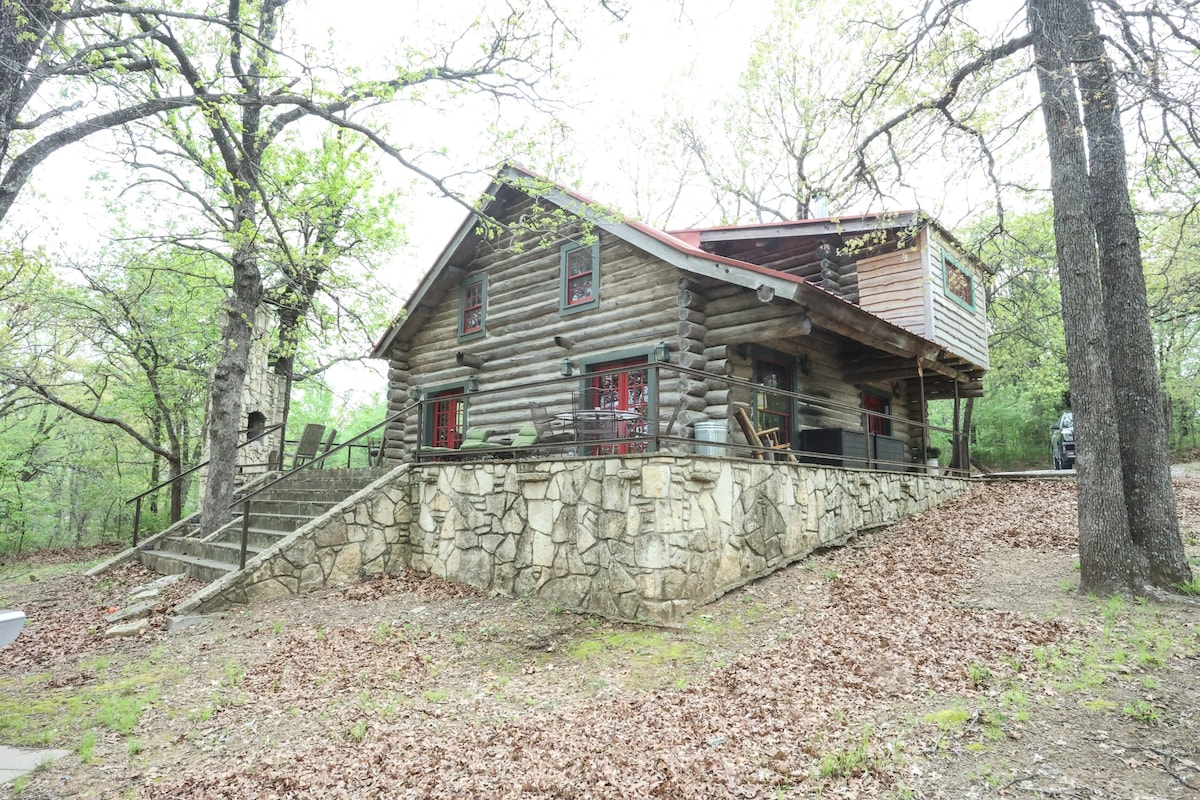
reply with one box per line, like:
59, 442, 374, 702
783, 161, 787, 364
383, 202, 682, 458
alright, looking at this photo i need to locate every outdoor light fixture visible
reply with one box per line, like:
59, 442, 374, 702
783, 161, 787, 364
653, 340, 670, 363
409, 385, 423, 401
559, 357, 574, 377
466, 376, 479, 393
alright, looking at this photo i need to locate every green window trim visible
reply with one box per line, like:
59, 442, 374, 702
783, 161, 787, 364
458, 274, 487, 342
559, 241, 600, 314
942, 252, 976, 311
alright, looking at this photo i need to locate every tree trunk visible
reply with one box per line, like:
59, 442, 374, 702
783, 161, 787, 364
1028, 0, 1143, 594
1069, 0, 1193, 589
200, 209, 263, 534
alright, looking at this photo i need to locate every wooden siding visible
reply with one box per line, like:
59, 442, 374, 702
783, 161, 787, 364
928, 232, 989, 368
855, 243, 929, 336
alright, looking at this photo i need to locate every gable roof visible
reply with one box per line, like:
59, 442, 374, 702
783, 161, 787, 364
370, 165, 983, 386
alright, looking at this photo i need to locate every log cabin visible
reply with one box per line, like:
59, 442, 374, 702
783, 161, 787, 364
371, 165, 988, 468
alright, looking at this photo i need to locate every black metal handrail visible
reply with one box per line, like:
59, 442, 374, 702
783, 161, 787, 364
230, 400, 421, 569
125, 422, 285, 546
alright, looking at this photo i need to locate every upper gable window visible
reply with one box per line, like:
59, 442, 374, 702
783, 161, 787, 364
942, 253, 975, 311
458, 275, 487, 341
560, 241, 600, 314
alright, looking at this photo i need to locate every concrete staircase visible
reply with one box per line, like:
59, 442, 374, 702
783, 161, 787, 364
137, 467, 392, 583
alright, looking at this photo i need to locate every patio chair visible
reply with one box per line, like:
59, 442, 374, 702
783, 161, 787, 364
290, 423, 327, 469
315, 428, 338, 467
510, 424, 540, 448
528, 402, 574, 445
452, 428, 501, 454
733, 407, 795, 462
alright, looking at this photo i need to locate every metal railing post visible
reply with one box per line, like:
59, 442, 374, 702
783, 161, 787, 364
132, 498, 143, 547
239, 500, 251, 570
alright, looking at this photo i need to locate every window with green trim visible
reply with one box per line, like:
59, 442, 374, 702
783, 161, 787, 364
458, 275, 487, 341
943, 254, 975, 310
560, 242, 600, 313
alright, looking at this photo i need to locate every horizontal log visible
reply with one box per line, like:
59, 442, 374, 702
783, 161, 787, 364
678, 338, 706, 355
677, 379, 710, 397
677, 288, 706, 310
703, 345, 730, 360
704, 315, 811, 346
677, 307, 707, 324
702, 403, 732, 419
704, 358, 733, 376
704, 388, 732, 405
677, 320, 707, 340
676, 350, 707, 371
682, 394, 708, 412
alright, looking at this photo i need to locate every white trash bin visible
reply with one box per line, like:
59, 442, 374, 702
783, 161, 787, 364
693, 420, 729, 457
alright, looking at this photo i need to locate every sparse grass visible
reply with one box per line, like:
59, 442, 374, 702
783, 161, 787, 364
816, 728, 895, 779
923, 704, 970, 732
1122, 700, 1162, 724
77, 730, 98, 763
221, 660, 245, 687
422, 689, 448, 703
1082, 698, 1117, 712
347, 719, 368, 742
96, 688, 158, 734
1177, 577, 1200, 596
966, 663, 991, 688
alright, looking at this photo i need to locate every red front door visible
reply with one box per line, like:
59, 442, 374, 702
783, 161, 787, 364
585, 358, 649, 454
429, 390, 465, 448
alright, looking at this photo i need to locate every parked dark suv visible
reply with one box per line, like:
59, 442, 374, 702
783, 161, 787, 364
1051, 411, 1075, 470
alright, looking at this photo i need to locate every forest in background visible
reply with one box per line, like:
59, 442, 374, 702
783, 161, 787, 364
4, 0, 1200, 555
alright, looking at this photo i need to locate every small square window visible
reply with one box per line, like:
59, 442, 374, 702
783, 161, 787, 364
560, 242, 600, 314
458, 275, 486, 341
943, 254, 975, 310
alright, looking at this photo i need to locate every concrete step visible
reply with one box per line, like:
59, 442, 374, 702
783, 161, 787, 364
241, 511, 320, 533
238, 498, 336, 517
138, 550, 234, 583
157, 534, 278, 563
244, 489, 357, 505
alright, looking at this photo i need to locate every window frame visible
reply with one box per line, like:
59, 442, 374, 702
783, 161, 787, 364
752, 348, 796, 449
863, 391, 892, 436
559, 241, 601, 314
942, 252, 976, 311
457, 274, 487, 342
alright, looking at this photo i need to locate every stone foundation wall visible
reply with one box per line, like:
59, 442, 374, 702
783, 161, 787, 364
180, 457, 970, 622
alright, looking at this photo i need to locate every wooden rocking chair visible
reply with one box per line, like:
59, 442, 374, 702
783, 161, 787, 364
290, 423, 327, 469
733, 406, 796, 462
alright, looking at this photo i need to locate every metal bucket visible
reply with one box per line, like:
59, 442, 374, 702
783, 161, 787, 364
693, 420, 729, 457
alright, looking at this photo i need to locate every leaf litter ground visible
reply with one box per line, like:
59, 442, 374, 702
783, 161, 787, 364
1, 479, 1198, 799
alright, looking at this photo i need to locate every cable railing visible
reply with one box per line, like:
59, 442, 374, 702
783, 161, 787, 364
125, 422, 285, 546
404, 362, 964, 475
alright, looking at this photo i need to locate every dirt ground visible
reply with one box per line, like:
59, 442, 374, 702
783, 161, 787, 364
1, 478, 1198, 799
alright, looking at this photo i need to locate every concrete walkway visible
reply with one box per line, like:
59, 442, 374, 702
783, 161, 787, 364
0, 746, 70, 784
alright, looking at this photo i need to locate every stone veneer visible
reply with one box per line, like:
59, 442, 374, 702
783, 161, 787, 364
177, 456, 970, 623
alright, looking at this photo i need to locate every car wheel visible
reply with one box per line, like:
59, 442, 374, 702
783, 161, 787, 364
1065, 458, 1075, 470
